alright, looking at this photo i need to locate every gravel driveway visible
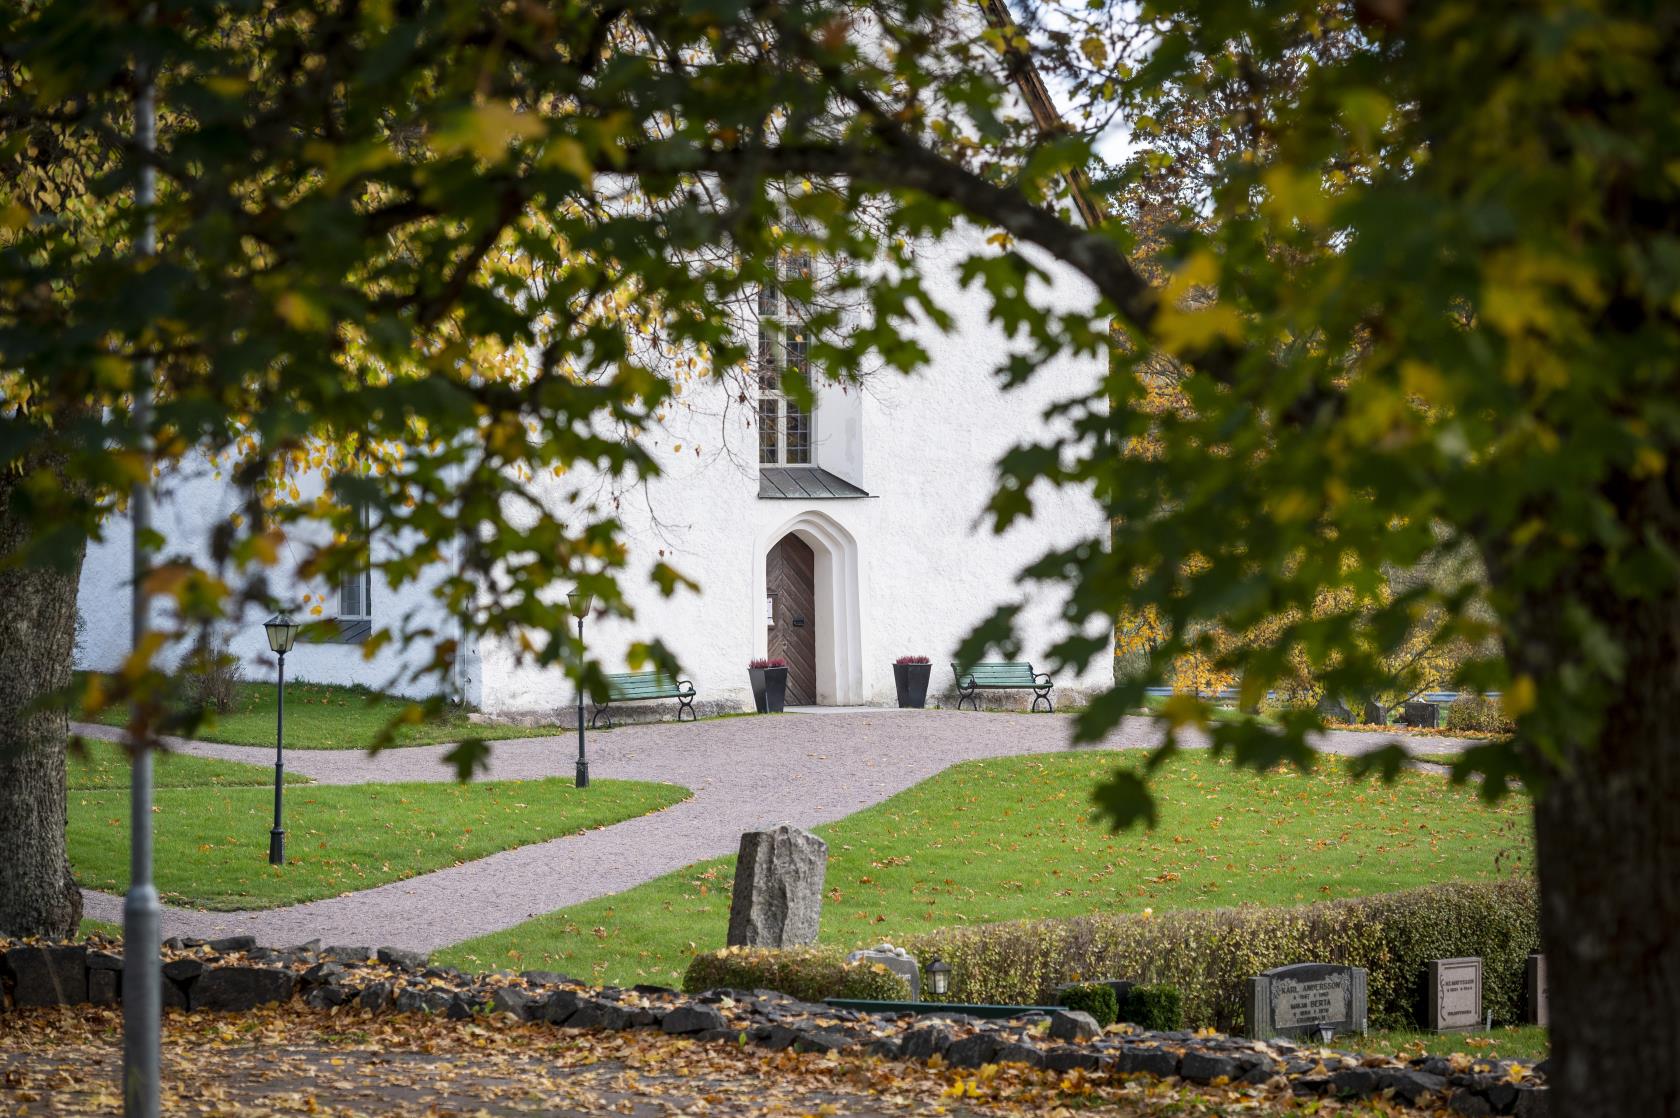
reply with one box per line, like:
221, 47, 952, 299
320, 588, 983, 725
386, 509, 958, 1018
75, 711, 1467, 953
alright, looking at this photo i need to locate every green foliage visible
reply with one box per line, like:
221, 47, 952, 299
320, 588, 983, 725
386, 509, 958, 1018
68, 777, 689, 910
1055, 982, 1119, 1028
682, 946, 910, 1004
1121, 985, 1183, 1032
903, 879, 1538, 1033
440, 751, 1526, 986
1446, 696, 1515, 736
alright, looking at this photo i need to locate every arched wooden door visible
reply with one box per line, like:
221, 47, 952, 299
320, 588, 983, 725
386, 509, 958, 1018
766, 533, 817, 705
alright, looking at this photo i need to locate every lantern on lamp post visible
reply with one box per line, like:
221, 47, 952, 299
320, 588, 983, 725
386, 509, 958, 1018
263, 613, 300, 866
567, 590, 592, 788
926, 958, 952, 1001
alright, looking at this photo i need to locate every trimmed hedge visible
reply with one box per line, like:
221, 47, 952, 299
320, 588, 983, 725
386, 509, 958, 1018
1055, 982, 1118, 1027
905, 879, 1537, 1033
1446, 695, 1515, 734
1124, 984, 1183, 1031
683, 945, 911, 1003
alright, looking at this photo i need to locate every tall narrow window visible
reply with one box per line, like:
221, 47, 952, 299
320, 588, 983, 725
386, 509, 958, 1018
756, 252, 815, 466
337, 504, 372, 621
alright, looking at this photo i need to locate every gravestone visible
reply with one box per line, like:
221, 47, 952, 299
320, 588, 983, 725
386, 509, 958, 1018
1426, 956, 1483, 1031
727, 825, 828, 948
1361, 701, 1387, 726
1317, 696, 1353, 723
1403, 700, 1440, 729
1245, 963, 1368, 1040
846, 943, 920, 1000
1525, 953, 1548, 1027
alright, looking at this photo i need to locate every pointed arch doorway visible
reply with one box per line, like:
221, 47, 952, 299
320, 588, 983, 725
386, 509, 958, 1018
758, 510, 864, 705
766, 534, 817, 704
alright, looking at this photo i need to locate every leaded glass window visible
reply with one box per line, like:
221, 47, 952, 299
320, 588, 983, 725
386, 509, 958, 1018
755, 253, 817, 467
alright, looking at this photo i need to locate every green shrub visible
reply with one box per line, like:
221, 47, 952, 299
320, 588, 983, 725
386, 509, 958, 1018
1055, 982, 1118, 1027
682, 945, 911, 1004
1445, 694, 1514, 734
1123, 984, 1183, 1030
905, 879, 1537, 1034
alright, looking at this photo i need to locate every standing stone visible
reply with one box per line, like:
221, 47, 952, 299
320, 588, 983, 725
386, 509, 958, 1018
1525, 954, 1548, 1027
1403, 700, 1441, 728
1245, 963, 1368, 1040
1426, 957, 1483, 1031
1317, 697, 1353, 724
846, 943, 920, 1000
1362, 701, 1387, 726
726, 825, 828, 948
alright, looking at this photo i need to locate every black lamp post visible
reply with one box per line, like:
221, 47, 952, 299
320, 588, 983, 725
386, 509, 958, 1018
264, 613, 299, 865
567, 590, 592, 789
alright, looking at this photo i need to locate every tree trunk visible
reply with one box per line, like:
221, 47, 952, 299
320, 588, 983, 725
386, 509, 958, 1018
1528, 598, 1680, 1117
0, 463, 86, 939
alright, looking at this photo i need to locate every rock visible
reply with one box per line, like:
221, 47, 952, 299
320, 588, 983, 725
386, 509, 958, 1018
1240, 1062, 1277, 1085
355, 981, 394, 1012
190, 966, 297, 1012
1116, 1046, 1180, 1079
207, 936, 257, 954
1043, 1046, 1102, 1073
725, 825, 829, 948
566, 999, 634, 1030
1377, 1068, 1449, 1105
1046, 1008, 1102, 1043
377, 947, 428, 971
162, 958, 206, 983
663, 1004, 727, 1034
1485, 1083, 1518, 1112
491, 987, 539, 1020
445, 993, 479, 1020
302, 962, 346, 986
995, 1042, 1044, 1068
393, 986, 453, 1015
161, 974, 189, 1011
864, 1038, 901, 1060
89, 968, 120, 1005
756, 1024, 802, 1051
1181, 1051, 1241, 1084
694, 1027, 741, 1044
1329, 1067, 1378, 1097
540, 989, 586, 1025
5, 944, 88, 1007
945, 1033, 1001, 1068
1513, 1086, 1550, 1117
304, 984, 357, 1010
321, 945, 373, 963
1362, 701, 1387, 725
793, 1029, 854, 1054
632, 983, 677, 996
87, 951, 123, 972
899, 1025, 953, 1062
1449, 1091, 1494, 1117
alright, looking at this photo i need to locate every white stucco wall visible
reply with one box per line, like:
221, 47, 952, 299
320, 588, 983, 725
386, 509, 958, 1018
481, 221, 1115, 715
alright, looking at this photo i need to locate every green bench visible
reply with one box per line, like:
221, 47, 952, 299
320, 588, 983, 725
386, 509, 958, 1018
589, 671, 697, 729
952, 661, 1054, 713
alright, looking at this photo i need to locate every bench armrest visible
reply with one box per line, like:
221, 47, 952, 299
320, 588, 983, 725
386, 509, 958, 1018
1034, 672, 1053, 688
676, 678, 697, 697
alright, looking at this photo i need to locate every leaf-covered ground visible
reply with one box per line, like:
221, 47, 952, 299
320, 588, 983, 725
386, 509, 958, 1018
0, 1005, 1468, 1117
442, 750, 1531, 986
67, 738, 311, 789
79, 675, 571, 750
69, 777, 690, 910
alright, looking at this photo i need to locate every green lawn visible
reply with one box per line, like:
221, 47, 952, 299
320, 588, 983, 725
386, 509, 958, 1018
81, 677, 570, 750
69, 738, 310, 789
70, 778, 689, 910
440, 750, 1532, 987
1341, 1026, 1548, 1062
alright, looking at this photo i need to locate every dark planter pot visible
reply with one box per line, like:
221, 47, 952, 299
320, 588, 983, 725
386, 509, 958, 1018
750, 666, 788, 713
893, 662, 932, 708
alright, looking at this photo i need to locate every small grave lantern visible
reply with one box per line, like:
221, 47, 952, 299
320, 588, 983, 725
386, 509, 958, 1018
926, 958, 952, 999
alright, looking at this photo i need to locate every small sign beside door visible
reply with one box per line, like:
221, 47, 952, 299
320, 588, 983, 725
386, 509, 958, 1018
765, 595, 775, 625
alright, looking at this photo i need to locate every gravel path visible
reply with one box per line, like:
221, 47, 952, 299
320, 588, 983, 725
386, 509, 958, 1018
75, 711, 1470, 953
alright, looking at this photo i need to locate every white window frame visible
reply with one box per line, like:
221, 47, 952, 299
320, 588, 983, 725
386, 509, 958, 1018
757, 254, 816, 467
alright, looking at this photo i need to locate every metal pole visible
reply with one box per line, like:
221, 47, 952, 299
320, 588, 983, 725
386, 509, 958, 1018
575, 613, 588, 788
268, 651, 286, 865
123, 25, 162, 1118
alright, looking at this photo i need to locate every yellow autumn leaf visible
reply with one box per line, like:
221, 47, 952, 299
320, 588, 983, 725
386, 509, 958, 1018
543, 137, 594, 187
1502, 675, 1537, 720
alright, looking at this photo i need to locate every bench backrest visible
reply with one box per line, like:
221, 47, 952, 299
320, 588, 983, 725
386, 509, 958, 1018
952, 661, 1040, 687
603, 671, 686, 700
